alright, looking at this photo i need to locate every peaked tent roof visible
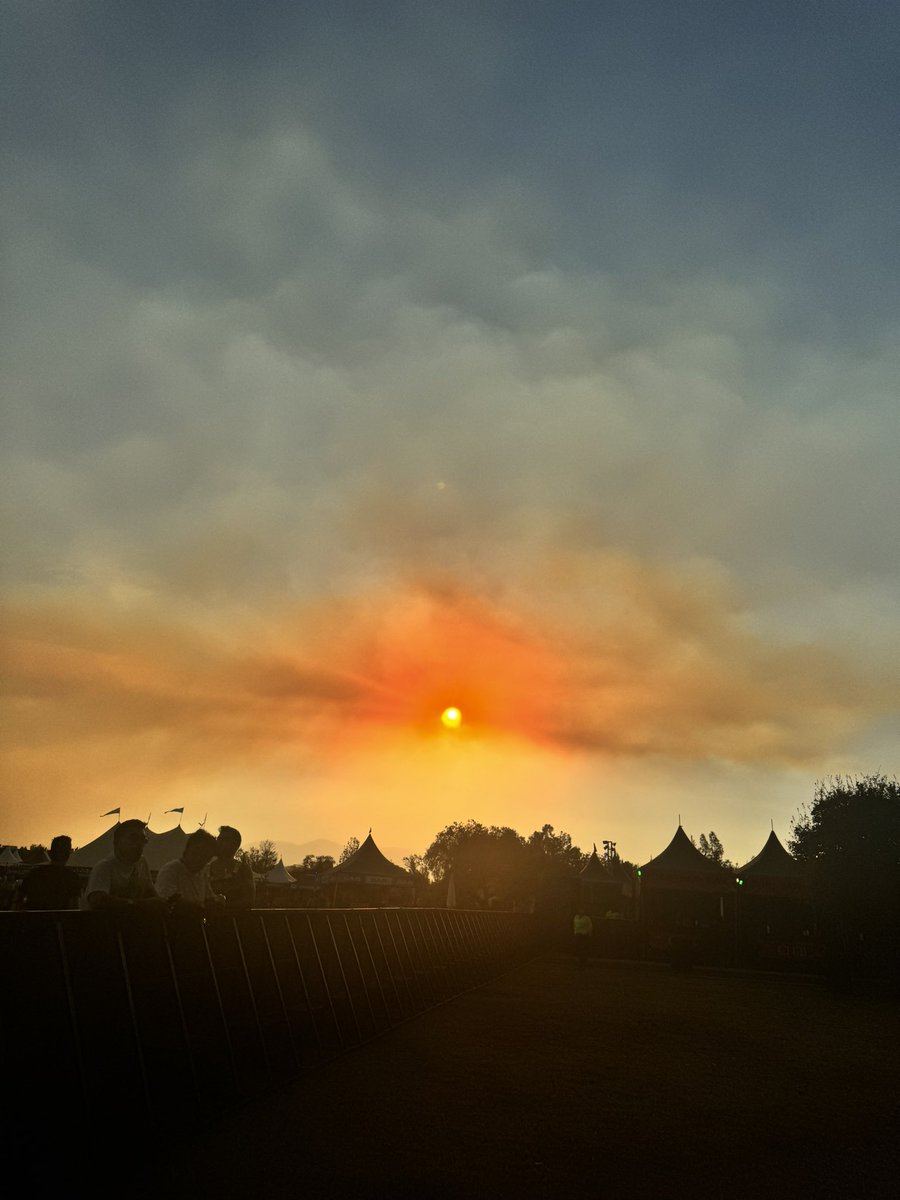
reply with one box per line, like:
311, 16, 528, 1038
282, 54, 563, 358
144, 825, 190, 871
69, 821, 192, 869
265, 858, 297, 885
736, 831, 808, 896
737, 831, 800, 877
0, 846, 23, 865
639, 826, 726, 891
580, 848, 613, 881
68, 824, 118, 868
318, 833, 413, 886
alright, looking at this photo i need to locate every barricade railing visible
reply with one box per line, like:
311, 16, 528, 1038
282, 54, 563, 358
2, 908, 535, 1123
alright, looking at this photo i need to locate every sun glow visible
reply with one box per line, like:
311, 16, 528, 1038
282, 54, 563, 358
441, 706, 462, 730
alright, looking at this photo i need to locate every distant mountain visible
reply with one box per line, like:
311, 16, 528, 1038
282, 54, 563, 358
275, 837, 414, 867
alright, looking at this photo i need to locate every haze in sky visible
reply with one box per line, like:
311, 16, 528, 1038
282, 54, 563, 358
2, 1, 898, 866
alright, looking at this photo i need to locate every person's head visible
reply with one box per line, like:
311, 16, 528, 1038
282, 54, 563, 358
183, 829, 218, 873
215, 826, 242, 860
49, 835, 72, 865
113, 819, 149, 864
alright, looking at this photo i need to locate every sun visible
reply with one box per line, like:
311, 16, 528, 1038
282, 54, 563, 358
440, 706, 462, 730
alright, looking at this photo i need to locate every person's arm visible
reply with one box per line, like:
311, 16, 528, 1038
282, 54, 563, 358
154, 862, 182, 901
85, 860, 123, 910
88, 860, 164, 911
202, 868, 225, 911
66, 871, 84, 911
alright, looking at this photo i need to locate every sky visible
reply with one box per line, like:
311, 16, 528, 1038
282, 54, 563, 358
2, 0, 898, 867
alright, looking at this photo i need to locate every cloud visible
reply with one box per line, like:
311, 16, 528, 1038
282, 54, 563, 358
4, 549, 896, 826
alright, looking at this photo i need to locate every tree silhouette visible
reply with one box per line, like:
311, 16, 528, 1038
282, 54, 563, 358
339, 836, 360, 864
240, 839, 278, 873
790, 773, 900, 976
697, 831, 731, 867
298, 854, 334, 873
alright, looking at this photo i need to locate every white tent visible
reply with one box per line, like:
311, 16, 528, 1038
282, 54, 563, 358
265, 858, 296, 885
0, 846, 23, 866
68, 823, 118, 868
144, 825, 189, 871
68, 821, 194, 869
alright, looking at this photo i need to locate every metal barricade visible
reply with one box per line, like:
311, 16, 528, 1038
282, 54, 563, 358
2, 908, 536, 1124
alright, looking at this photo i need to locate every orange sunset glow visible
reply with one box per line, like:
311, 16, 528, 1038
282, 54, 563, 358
4, 557, 896, 862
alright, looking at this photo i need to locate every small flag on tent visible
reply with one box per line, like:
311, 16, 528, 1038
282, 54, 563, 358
100, 808, 121, 817
165, 807, 185, 814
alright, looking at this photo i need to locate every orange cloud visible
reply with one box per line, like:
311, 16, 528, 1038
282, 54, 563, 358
2, 556, 897, 844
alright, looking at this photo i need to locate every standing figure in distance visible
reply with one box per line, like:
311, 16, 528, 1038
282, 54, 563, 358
209, 826, 256, 911
573, 907, 593, 969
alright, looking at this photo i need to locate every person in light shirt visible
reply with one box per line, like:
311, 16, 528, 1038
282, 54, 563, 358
84, 819, 166, 911
155, 829, 223, 912
573, 907, 593, 969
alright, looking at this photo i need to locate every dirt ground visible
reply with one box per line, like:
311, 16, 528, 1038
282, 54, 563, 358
169, 955, 898, 1199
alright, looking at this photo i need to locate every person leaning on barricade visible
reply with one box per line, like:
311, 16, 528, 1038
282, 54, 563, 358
208, 825, 255, 911
155, 828, 224, 914
83, 819, 167, 912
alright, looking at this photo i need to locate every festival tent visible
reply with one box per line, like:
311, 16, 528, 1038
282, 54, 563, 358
638, 825, 733, 959
579, 844, 634, 909
0, 846, 23, 865
265, 858, 297, 885
734, 831, 814, 951
736, 831, 808, 897
68, 823, 119, 868
579, 846, 612, 882
317, 833, 413, 905
317, 833, 412, 886
144, 825, 190, 872
68, 820, 192, 870
639, 825, 726, 892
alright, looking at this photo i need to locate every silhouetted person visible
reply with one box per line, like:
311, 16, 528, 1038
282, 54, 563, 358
84, 819, 164, 910
156, 829, 223, 912
209, 825, 255, 910
14, 835, 82, 910
573, 907, 593, 969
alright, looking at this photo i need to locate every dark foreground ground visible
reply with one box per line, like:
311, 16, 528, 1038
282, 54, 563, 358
169, 956, 897, 1199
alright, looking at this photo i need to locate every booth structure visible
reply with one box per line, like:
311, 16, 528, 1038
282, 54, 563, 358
578, 846, 634, 918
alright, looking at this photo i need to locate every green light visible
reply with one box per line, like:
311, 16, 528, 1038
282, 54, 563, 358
736, 878, 743, 886
636, 869, 642, 877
